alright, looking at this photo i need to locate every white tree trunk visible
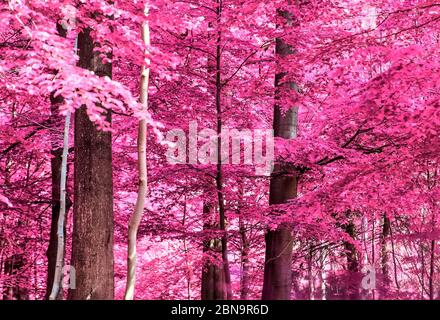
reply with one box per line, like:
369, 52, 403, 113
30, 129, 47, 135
124, 6, 150, 300
48, 111, 71, 300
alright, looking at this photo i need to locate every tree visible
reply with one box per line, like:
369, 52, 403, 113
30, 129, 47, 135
262, 8, 298, 301
124, 5, 150, 300
68, 26, 114, 300
46, 22, 72, 301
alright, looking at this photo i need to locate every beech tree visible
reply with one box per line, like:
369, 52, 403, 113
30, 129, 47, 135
262, 6, 298, 301
68, 25, 114, 300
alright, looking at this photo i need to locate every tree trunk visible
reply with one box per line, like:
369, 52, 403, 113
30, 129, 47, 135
239, 217, 250, 300
389, 223, 400, 292
343, 215, 360, 300
68, 27, 114, 300
307, 243, 314, 300
48, 111, 71, 300
124, 7, 150, 300
380, 214, 390, 298
201, 203, 226, 300
46, 23, 72, 300
3, 254, 28, 300
429, 239, 435, 300
213, 0, 232, 299
262, 10, 298, 300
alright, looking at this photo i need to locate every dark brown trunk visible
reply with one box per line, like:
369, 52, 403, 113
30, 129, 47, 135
3, 254, 28, 300
389, 224, 400, 291
68, 27, 114, 300
429, 239, 435, 300
343, 215, 360, 300
380, 214, 390, 298
239, 218, 250, 300
213, 0, 232, 299
262, 11, 298, 299
201, 203, 226, 300
307, 244, 314, 300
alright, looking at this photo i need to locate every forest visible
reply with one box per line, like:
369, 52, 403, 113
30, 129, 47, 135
0, 0, 440, 301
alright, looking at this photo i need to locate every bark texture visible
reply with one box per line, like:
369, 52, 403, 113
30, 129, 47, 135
68, 27, 114, 300
262, 13, 298, 300
201, 203, 226, 300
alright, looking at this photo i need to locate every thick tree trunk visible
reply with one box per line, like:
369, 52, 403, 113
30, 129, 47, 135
262, 11, 298, 299
68, 27, 114, 300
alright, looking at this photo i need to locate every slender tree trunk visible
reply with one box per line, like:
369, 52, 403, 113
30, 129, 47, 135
201, 10, 229, 299
316, 248, 326, 300
68, 27, 114, 300
45, 109, 64, 299
307, 243, 314, 300
182, 198, 192, 300
429, 239, 435, 300
389, 223, 400, 292
429, 208, 436, 300
3, 254, 28, 300
124, 7, 150, 300
380, 214, 390, 298
262, 9, 298, 300
420, 240, 426, 299
213, 0, 232, 299
48, 110, 71, 300
343, 215, 360, 300
46, 23, 72, 300
239, 217, 250, 300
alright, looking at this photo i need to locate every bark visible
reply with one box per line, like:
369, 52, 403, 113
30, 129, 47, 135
239, 217, 250, 300
389, 223, 400, 291
212, 0, 232, 299
3, 254, 28, 300
68, 27, 114, 300
380, 214, 391, 298
124, 7, 150, 300
48, 111, 71, 300
201, 11, 229, 300
307, 244, 314, 300
343, 215, 360, 300
262, 11, 298, 300
46, 23, 72, 300
316, 249, 326, 300
201, 203, 226, 300
45, 120, 63, 299
429, 239, 435, 300
182, 198, 192, 300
